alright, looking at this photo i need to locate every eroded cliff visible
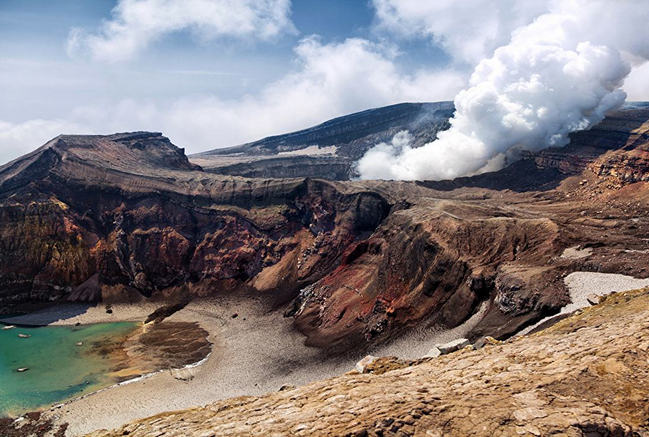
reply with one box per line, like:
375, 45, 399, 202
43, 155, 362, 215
2, 105, 649, 350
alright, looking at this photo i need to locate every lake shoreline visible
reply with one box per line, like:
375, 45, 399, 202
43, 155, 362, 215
0, 302, 159, 327
16, 289, 488, 437
1, 302, 211, 422
5, 271, 649, 435
0, 321, 139, 418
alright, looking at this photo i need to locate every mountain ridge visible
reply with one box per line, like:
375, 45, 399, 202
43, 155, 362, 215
189, 101, 649, 180
193, 102, 453, 157
190, 102, 454, 179
1, 103, 649, 350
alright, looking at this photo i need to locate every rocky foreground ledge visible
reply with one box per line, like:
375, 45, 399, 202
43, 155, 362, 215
85, 288, 649, 437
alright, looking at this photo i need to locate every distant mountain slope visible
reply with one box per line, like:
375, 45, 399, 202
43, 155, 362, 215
190, 101, 649, 180
0, 132, 200, 195
190, 102, 454, 179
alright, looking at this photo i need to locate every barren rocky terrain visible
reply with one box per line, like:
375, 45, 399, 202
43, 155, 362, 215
190, 102, 454, 179
2, 104, 649, 350
88, 288, 649, 436
2, 102, 649, 436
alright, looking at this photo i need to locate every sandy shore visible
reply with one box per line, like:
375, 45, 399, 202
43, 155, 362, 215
517, 271, 649, 336
12, 293, 483, 436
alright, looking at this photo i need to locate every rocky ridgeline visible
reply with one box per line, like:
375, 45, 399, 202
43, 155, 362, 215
530, 107, 649, 183
191, 103, 649, 182
2, 105, 649, 350
190, 102, 454, 179
87, 288, 649, 436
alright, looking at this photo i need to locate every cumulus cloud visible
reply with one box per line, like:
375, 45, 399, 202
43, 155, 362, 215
67, 0, 295, 62
372, 0, 550, 64
156, 37, 465, 148
359, 0, 649, 181
1, 37, 465, 163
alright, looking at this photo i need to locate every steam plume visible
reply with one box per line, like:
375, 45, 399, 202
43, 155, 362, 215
358, 0, 649, 180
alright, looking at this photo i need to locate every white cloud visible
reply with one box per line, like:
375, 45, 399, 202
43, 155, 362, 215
373, 0, 649, 66
372, 0, 550, 64
1, 37, 466, 163
356, 130, 413, 180
67, 0, 296, 62
625, 62, 649, 101
0, 119, 87, 164
11, 0, 644, 172
359, 0, 649, 181
156, 37, 465, 149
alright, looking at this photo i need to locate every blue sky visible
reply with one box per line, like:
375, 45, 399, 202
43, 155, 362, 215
0, 0, 446, 113
0, 0, 647, 164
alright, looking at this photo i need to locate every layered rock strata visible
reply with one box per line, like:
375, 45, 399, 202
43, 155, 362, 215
2, 106, 649, 348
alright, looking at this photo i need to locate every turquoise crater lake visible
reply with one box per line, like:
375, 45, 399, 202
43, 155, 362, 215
0, 322, 137, 417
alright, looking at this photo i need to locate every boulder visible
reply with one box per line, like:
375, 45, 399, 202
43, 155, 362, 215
586, 294, 601, 306
354, 356, 410, 375
473, 336, 501, 350
423, 347, 441, 358
435, 338, 470, 355
355, 355, 378, 373
473, 337, 487, 350
170, 367, 195, 382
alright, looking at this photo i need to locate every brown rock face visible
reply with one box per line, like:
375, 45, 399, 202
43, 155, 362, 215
0, 132, 390, 317
3, 105, 649, 350
87, 289, 649, 437
290, 200, 563, 348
